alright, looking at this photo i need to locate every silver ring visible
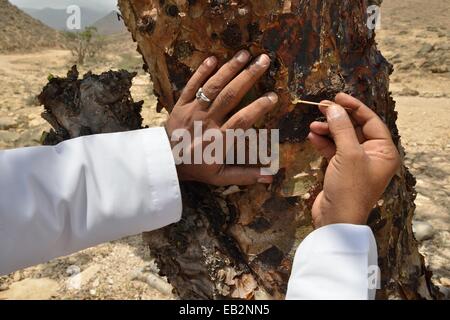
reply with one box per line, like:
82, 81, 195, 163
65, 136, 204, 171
196, 87, 212, 106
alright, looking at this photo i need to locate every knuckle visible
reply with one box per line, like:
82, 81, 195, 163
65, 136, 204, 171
196, 64, 210, 77
218, 89, 238, 105
260, 97, 276, 110
221, 89, 238, 103
197, 64, 208, 74
228, 59, 244, 72
246, 65, 260, 77
248, 59, 268, 78
380, 141, 401, 165
205, 82, 222, 97
183, 114, 195, 127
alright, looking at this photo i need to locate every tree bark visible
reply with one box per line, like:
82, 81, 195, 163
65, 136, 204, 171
38, 0, 440, 299
38, 66, 144, 144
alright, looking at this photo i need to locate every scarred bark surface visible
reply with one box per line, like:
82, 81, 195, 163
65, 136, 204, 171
38, 0, 440, 300
38, 66, 143, 145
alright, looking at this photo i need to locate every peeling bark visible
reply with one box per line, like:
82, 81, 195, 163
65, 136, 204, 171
38, 0, 441, 300
38, 66, 144, 145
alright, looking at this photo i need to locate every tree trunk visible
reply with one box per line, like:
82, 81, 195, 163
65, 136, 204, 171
38, 0, 440, 299
116, 0, 441, 300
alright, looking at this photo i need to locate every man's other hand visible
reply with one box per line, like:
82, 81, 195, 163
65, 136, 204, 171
309, 93, 401, 228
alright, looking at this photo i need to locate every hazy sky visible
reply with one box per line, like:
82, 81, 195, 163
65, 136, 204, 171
10, 0, 117, 11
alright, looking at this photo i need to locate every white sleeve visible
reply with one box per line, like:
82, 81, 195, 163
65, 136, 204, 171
286, 224, 379, 300
0, 128, 182, 275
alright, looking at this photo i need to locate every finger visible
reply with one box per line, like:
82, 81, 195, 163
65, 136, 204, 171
321, 103, 361, 153
211, 166, 273, 186
209, 54, 271, 122
308, 132, 336, 161
310, 121, 330, 136
221, 92, 278, 130
198, 50, 251, 107
310, 120, 366, 144
178, 56, 217, 104
334, 93, 392, 141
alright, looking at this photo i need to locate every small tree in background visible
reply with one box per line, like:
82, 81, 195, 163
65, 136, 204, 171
65, 27, 104, 65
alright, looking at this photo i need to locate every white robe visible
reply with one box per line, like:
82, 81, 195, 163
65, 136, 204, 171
0, 128, 378, 299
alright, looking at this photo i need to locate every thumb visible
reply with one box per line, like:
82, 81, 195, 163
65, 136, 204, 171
323, 103, 360, 152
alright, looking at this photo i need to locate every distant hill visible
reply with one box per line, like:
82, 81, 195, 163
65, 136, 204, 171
92, 11, 127, 35
21, 6, 105, 31
0, 0, 66, 53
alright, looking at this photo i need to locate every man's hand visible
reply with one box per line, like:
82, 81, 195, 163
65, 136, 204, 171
308, 93, 401, 228
165, 51, 278, 186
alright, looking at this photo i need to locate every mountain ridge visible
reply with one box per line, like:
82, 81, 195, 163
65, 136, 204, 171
91, 11, 127, 35
0, 0, 66, 53
21, 6, 107, 31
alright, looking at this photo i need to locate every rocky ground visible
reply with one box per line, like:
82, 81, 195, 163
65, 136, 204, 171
376, 0, 450, 297
0, 0, 449, 299
0, 36, 172, 300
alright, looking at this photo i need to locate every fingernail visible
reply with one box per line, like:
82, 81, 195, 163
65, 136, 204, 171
258, 176, 273, 184
266, 92, 278, 103
205, 56, 217, 67
327, 104, 345, 120
235, 50, 250, 63
256, 54, 270, 67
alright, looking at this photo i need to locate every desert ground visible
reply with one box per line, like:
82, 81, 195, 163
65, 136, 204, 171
0, 0, 449, 299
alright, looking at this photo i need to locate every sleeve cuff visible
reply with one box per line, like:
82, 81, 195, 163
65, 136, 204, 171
140, 127, 183, 229
296, 224, 377, 256
0, 128, 183, 275
286, 224, 378, 300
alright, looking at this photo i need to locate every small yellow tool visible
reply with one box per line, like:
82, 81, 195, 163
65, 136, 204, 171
294, 99, 352, 111
294, 99, 334, 108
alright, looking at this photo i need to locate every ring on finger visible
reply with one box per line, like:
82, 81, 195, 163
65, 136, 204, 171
196, 87, 213, 107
